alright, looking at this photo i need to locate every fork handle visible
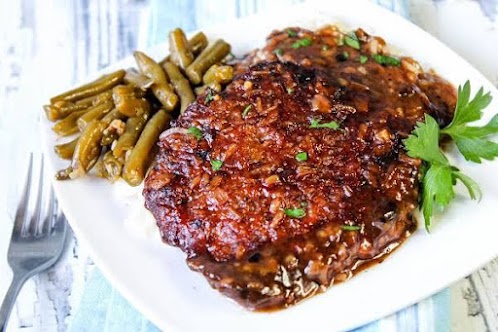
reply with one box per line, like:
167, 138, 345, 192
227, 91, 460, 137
0, 273, 29, 332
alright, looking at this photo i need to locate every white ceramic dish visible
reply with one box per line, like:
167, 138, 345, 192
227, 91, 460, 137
41, 1, 498, 331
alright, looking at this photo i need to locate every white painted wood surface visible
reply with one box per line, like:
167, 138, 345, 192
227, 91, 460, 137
0, 0, 497, 331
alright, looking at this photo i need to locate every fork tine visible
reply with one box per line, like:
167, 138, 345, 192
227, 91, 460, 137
52, 208, 67, 237
13, 154, 34, 236
41, 187, 56, 235
28, 157, 44, 236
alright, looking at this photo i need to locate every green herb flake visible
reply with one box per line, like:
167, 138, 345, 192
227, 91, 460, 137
274, 48, 283, 56
210, 159, 223, 171
287, 29, 297, 37
322, 45, 330, 51
344, 32, 360, 50
295, 152, 308, 162
284, 207, 306, 218
287, 87, 294, 95
310, 118, 340, 130
359, 55, 368, 64
292, 38, 312, 49
342, 51, 350, 60
205, 91, 214, 103
242, 105, 252, 117
187, 126, 203, 140
372, 54, 401, 66
341, 225, 361, 231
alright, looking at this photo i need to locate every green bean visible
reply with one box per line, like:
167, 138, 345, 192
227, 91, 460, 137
71, 120, 107, 177
194, 82, 222, 96
124, 68, 154, 90
122, 110, 172, 186
163, 61, 195, 114
77, 100, 114, 131
134, 51, 168, 85
186, 39, 231, 84
52, 109, 88, 136
44, 101, 88, 121
112, 112, 149, 158
169, 28, 194, 70
73, 90, 112, 108
202, 65, 234, 85
134, 51, 178, 110
50, 69, 125, 103
102, 151, 123, 182
54, 136, 79, 160
160, 31, 209, 65
112, 85, 150, 117
101, 108, 126, 126
189, 32, 208, 56
92, 90, 113, 105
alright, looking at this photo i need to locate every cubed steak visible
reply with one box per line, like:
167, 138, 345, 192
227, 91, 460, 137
143, 27, 456, 310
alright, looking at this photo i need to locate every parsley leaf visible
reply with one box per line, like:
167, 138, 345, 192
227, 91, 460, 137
295, 152, 308, 161
292, 38, 312, 49
310, 118, 340, 130
287, 29, 297, 37
344, 32, 360, 50
242, 105, 252, 117
444, 81, 492, 128
210, 159, 223, 171
205, 91, 214, 104
341, 225, 361, 231
404, 115, 449, 165
441, 81, 496, 163
359, 55, 368, 64
372, 54, 401, 66
187, 126, 203, 140
420, 163, 455, 229
284, 207, 306, 218
403, 82, 496, 229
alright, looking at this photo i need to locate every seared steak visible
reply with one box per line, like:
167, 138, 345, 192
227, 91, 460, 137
143, 27, 456, 310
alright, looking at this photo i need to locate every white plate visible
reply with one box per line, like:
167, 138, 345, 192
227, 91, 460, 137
41, 1, 498, 331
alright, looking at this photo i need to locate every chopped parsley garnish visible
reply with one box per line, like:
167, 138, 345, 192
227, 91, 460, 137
344, 32, 360, 50
287, 87, 294, 95
341, 225, 361, 231
274, 48, 283, 56
242, 105, 252, 117
295, 152, 308, 162
287, 29, 297, 37
310, 118, 340, 130
372, 54, 401, 66
187, 126, 203, 140
403, 81, 497, 229
292, 38, 312, 49
210, 159, 223, 171
359, 55, 368, 64
342, 51, 350, 60
284, 207, 306, 218
205, 91, 214, 103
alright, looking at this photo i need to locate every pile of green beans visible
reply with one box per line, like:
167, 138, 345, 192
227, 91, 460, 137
45, 28, 234, 186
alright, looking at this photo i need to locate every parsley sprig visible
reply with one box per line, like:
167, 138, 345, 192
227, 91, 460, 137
404, 81, 497, 229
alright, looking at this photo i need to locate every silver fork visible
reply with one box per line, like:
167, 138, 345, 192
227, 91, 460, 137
0, 155, 68, 332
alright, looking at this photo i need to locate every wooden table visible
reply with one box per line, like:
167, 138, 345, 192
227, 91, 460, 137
0, 0, 497, 330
